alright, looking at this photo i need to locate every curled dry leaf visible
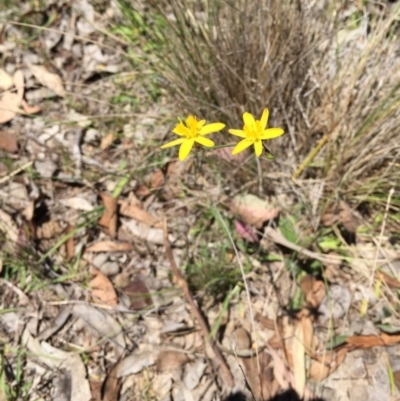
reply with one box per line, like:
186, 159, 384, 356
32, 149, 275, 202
89, 266, 118, 306
232, 327, 252, 350
309, 348, 347, 382
98, 193, 118, 238
21, 99, 41, 115
230, 194, 279, 229
86, 241, 132, 253
300, 275, 326, 308
27, 63, 66, 98
119, 200, 161, 227
0, 130, 18, 153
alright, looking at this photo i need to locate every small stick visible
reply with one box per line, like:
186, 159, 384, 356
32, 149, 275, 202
163, 218, 234, 388
0, 160, 33, 185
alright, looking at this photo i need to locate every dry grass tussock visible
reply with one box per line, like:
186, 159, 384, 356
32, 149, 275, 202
125, 0, 400, 225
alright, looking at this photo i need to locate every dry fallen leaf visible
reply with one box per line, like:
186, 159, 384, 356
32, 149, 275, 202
99, 193, 118, 238
89, 266, 118, 306
122, 275, 153, 310
309, 348, 347, 382
72, 304, 125, 358
292, 320, 306, 399
300, 275, 326, 308
0, 69, 14, 90
21, 99, 41, 115
135, 185, 151, 198
115, 348, 158, 377
119, 200, 161, 227
230, 194, 280, 229
28, 63, 66, 98
59, 197, 94, 211
102, 360, 122, 401
86, 241, 132, 253
0, 92, 23, 124
0, 208, 18, 245
22, 329, 92, 401
156, 350, 189, 372
0, 130, 18, 153
301, 313, 317, 355
338, 200, 358, 234
66, 224, 75, 261
13, 70, 24, 101
100, 133, 115, 150
122, 219, 164, 245
376, 270, 400, 289
321, 200, 358, 235
280, 316, 295, 370
345, 332, 400, 348
150, 168, 165, 189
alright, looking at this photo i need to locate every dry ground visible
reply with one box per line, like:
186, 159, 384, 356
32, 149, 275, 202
0, 1, 400, 401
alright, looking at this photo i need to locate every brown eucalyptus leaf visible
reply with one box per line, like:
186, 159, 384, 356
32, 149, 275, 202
230, 194, 279, 229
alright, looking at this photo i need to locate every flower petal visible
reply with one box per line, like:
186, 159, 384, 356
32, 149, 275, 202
254, 140, 263, 157
243, 112, 256, 129
172, 122, 191, 137
260, 108, 269, 130
179, 139, 195, 161
228, 129, 246, 138
260, 128, 284, 140
194, 136, 214, 147
197, 119, 206, 129
160, 138, 185, 148
200, 122, 225, 135
186, 115, 198, 132
232, 139, 254, 155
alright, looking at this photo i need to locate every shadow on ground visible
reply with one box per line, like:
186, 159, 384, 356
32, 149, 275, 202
224, 389, 326, 401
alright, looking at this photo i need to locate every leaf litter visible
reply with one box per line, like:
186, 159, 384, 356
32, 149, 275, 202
0, 2, 400, 401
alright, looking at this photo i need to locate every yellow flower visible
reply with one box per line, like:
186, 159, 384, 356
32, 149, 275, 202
229, 109, 284, 157
161, 115, 225, 161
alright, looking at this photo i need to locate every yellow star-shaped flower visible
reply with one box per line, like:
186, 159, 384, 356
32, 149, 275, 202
161, 115, 225, 161
229, 109, 284, 157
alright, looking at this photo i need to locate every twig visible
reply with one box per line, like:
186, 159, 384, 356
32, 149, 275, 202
163, 218, 234, 388
263, 227, 342, 265
0, 160, 33, 185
